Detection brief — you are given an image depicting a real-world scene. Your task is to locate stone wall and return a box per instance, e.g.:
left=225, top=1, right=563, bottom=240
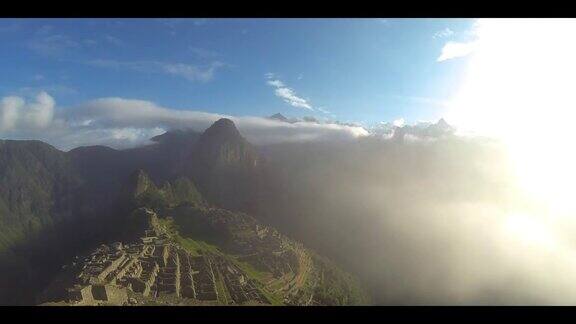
left=91, top=284, right=127, bottom=305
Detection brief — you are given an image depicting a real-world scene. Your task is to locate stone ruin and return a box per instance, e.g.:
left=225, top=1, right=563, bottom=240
left=57, top=208, right=280, bottom=306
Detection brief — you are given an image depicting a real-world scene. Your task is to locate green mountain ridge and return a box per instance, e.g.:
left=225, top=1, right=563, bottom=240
left=38, top=170, right=370, bottom=306
left=0, top=119, right=371, bottom=305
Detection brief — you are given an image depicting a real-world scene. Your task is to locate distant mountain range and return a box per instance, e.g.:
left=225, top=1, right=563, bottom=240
left=267, top=113, right=319, bottom=124
left=368, top=118, right=456, bottom=141
left=267, top=113, right=455, bottom=141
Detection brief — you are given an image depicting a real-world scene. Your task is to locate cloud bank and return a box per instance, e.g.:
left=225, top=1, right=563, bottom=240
left=0, top=91, right=54, bottom=132
left=0, top=92, right=369, bottom=150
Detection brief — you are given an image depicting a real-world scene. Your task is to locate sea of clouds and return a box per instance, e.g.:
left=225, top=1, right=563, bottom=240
left=0, top=92, right=370, bottom=150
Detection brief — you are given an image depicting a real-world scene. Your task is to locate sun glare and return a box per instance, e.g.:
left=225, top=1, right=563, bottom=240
left=446, top=19, right=576, bottom=213
left=503, top=212, right=557, bottom=250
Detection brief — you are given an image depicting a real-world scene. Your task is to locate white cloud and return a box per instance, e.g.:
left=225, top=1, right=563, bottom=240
left=266, top=79, right=285, bottom=87
left=69, top=97, right=367, bottom=145
left=274, top=88, right=313, bottom=110
left=0, top=97, right=21, bottom=131
left=0, top=93, right=369, bottom=150
left=393, top=118, right=405, bottom=127
left=317, top=107, right=331, bottom=115
left=0, top=92, right=54, bottom=132
left=87, top=59, right=225, bottom=82
left=433, top=27, right=455, bottom=39
left=68, top=97, right=224, bottom=130
left=437, top=41, right=478, bottom=62
left=50, top=126, right=167, bottom=150
left=27, top=92, right=55, bottom=129
left=111, top=127, right=164, bottom=142
left=266, top=74, right=314, bottom=110
left=437, top=22, right=481, bottom=62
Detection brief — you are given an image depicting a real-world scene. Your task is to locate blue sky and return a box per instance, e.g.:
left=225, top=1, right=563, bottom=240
left=0, top=18, right=476, bottom=128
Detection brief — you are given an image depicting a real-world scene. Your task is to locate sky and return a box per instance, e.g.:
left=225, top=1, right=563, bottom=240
left=0, top=18, right=476, bottom=132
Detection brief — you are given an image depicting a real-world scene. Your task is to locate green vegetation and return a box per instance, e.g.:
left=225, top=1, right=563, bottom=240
left=232, top=258, right=269, bottom=282
left=129, top=170, right=205, bottom=212
left=0, top=140, right=81, bottom=253
left=259, top=287, right=284, bottom=306
left=0, top=140, right=89, bottom=304
left=157, top=201, right=371, bottom=306
left=308, top=253, right=372, bottom=306
left=0, top=136, right=372, bottom=305
left=158, top=215, right=285, bottom=306
left=213, top=269, right=231, bottom=304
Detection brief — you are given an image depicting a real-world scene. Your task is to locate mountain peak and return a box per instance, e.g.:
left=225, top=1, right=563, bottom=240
left=429, top=118, right=455, bottom=135
left=127, top=169, right=156, bottom=198
left=190, top=118, right=260, bottom=212
left=195, top=118, right=256, bottom=167
left=303, top=116, right=319, bottom=123
left=150, top=128, right=199, bottom=144
left=202, top=118, right=241, bottom=139
left=269, top=113, right=289, bottom=122
left=436, top=118, right=449, bottom=128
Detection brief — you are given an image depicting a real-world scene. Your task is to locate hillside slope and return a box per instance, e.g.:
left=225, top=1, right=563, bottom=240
left=0, top=119, right=371, bottom=305
left=38, top=171, right=370, bottom=306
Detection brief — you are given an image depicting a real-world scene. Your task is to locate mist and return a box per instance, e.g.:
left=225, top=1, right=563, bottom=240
left=257, top=136, right=576, bottom=305
left=0, top=93, right=368, bottom=150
